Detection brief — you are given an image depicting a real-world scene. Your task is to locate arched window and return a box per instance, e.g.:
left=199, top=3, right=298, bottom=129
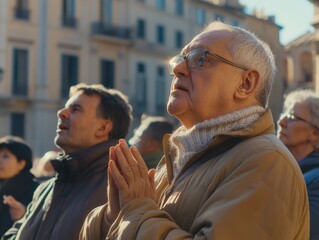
left=300, top=51, right=313, bottom=83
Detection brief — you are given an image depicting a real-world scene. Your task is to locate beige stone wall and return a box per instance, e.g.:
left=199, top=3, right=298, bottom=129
left=0, top=0, right=284, bottom=156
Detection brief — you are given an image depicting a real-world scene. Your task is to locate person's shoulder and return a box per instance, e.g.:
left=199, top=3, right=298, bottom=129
left=304, top=167, right=319, bottom=184
left=231, top=134, right=299, bottom=173
left=238, top=134, right=293, bottom=158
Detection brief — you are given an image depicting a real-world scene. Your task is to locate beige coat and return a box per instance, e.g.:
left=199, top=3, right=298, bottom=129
left=80, top=110, right=309, bottom=240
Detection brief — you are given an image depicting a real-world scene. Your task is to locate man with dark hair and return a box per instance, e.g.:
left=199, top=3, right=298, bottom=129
left=129, top=115, right=174, bottom=169
left=2, top=83, right=133, bottom=240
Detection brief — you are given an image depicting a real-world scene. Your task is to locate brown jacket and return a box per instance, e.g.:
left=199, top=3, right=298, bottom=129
left=80, top=110, right=309, bottom=240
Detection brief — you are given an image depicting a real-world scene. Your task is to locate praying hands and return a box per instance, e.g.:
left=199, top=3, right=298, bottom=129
left=106, top=139, right=156, bottom=224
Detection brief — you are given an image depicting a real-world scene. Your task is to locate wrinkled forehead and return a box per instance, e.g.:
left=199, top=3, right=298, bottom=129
left=182, top=29, right=232, bottom=55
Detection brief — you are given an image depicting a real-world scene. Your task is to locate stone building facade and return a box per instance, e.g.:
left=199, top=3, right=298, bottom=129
left=0, top=0, right=284, bottom=156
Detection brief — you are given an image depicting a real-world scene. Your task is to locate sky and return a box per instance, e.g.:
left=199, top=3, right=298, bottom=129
left=239, top=0, right=314, bottom=45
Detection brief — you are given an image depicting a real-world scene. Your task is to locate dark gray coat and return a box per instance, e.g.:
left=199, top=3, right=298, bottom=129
left=299, top=151, right=319, bottom=240
left=0, top=170, right=38, bottom=237
left=2, top=140, right=116, bottom=240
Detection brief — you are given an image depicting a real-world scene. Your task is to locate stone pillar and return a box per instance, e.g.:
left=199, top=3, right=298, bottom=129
left=0, top=1, right=7, bottom=83
left=31, top=0, right=57, bottom=156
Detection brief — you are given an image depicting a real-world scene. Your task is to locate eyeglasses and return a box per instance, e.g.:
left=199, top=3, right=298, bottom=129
left=285, top=113, right=318, bottom=129
left=169, top=48, right=248, bottom=75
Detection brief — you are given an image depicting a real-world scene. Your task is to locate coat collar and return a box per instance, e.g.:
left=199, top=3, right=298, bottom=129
left=162, top=109, right=275, bottom=183
left=51, top=139, right=118, bottom=181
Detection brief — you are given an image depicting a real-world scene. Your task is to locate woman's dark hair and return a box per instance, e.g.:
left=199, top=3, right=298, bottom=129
left=0, top=136, right=33, bottom=170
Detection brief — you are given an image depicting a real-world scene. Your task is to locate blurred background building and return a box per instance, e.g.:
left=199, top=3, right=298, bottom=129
left=0, top=0, right=285, bottom=156
left=284, top=31, right=314, bottom=92
left=283, top=0, right=318, bottom=94
left=312, top=0, right=319, bottom=93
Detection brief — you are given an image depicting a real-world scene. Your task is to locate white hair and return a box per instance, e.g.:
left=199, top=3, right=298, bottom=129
left=284, top=89, right=319, bottom=130
left=203, top=21, right=276, bottom=108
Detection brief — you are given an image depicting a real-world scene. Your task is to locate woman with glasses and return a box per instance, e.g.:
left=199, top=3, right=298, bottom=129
left=278, top=89, right=319, bottom=240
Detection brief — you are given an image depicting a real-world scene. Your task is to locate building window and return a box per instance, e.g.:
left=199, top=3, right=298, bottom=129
left=300, top=52, right=313, bottom=83
left=100, top=0, right=112, bottom=25
left=215, top=14, right=224, bottom=22
left=11, top=113, right=25, bottom=138
left=156, top=0, right=165, bottom=10
left=137, top=19, right=146, bottom=39
left=15, top=0, right=30, bottom=20
left=61, top=54, right=78, bottom=98
left=196, top=8, right=206, bottom=25
left=62, top=0, right=77, bottom=28
left=136, top=62, right=147, bottom=113
left=175, top=0, right=183, bottom=16
left=100, top=59, right=115, bottom=88
left=12, top=48, right=28, bottom=96
left=156, top=66, right=166, bottom=115
left=156, top=25, right=165, bottom=44
left=175, top=31, right=183, bottom=49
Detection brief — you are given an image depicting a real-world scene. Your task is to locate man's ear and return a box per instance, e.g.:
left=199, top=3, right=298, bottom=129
left=235, top=70, right=260, bottom=100
left=96, top=119, right=113, bottom=138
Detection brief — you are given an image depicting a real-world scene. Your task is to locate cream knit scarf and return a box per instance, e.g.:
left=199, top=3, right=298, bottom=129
left=169, top=106, right=266, bottom=178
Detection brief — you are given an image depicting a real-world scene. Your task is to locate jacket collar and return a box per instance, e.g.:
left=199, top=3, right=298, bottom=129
left=51, top=139, right=118, bottom=181
left=163, top=109, right=275, bottom=183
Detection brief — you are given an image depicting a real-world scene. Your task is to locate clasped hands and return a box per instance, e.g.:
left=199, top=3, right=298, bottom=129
left=107, top=139, right=156, bottom=223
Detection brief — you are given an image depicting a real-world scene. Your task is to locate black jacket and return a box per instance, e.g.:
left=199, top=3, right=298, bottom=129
left=2, top=140, right=117, bottom=240
left=299, top=151, right=319, bottom=240
left=0, top=170, right=38, bottom=237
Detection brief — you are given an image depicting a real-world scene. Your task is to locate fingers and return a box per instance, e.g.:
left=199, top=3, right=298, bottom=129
left=109, top=146, right=116, bottom=162
left=130, top=146, right=149, bottom=178
left=109, top=139, right=157, bottom=207
left=107, top=156, right=120, bottom=224
left=119, top=139, right=140, bottom=176
left=109, top=160, right=128, bottom=189
left=113, top=140, right=140, bottom=185
left=3, top=195, right=26, bottom=221
left=3, top=194, right=9, bottom=204
left=113, top=139, right=151, bottom=185
left=3, top=195, right=21, bottom=208
left=148, top=169, right=156, bottom=200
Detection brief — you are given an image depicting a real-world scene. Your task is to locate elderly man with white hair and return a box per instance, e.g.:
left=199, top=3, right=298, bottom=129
left=80, top=21, right=309, bottom=240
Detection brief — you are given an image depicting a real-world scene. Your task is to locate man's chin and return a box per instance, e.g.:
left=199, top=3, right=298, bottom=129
left=167, top=98, right=187, bottom=117
left=54, top=136, right=65, bottom=149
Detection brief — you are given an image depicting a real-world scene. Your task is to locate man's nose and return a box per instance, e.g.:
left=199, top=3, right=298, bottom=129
left=57, top=108, right=68, bottom=119
left=172, top=60, right=190, bottom=77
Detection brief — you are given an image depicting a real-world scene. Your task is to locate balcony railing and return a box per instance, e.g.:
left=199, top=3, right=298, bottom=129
left=91, top=22, right=131, bottom=40
left=14, top=7, right=30, bottom=20
left=62, top=16, right=77, bottom=28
